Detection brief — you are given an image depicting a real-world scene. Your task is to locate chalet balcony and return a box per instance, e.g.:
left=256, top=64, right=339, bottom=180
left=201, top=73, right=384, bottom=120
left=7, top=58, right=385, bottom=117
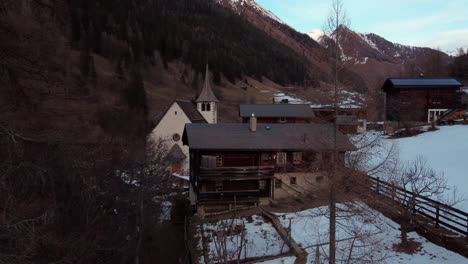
left=198, top=190, right=263, bottom=204
left=274, top=162, right=323, bottom=173
left=199, top=166, right=274, bottom=180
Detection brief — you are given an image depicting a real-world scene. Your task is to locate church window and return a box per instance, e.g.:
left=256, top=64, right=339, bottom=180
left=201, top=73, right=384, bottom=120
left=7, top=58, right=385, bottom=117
left=172, top=133, right=181, bottom=142
left=205, top=103, right=211, bottom=111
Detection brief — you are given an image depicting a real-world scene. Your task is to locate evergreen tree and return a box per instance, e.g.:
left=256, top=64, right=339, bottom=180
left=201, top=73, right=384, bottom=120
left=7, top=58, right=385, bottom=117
left=126, top=70, right=147, bottom=114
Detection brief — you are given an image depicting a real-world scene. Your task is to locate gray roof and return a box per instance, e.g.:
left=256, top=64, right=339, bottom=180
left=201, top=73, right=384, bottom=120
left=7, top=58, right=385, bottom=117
left=176, top=100, right=207, bottom=123
left=239, top=104, right=316, bottom=118
left=196, top=65, right=219, bottom=102
left=383, top=78, right=462, bottom=90
left=182, top=123, right=355, bottom=151
left=166, top=144, right=187, bottom=162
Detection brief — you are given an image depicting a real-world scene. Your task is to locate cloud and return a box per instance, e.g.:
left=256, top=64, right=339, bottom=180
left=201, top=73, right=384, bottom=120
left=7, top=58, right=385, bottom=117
left=419, top=29, right=468, bottom=51
left=370, top=14, right=467, bottom=33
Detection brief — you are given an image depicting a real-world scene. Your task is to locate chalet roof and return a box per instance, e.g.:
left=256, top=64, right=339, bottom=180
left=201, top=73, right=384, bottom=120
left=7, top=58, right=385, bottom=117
left=176, top=100, right=207, bottom=123
left=166, top=144, right=187, bottom=162
left=336, top=115, right=358, bottom=126
left=182, top=123, right=356, bottom=152
left=383, top=78, right=462, bottom=90
left=196, top=65, right=219, bottom=103
left=239, top=104, right=316, bottom=118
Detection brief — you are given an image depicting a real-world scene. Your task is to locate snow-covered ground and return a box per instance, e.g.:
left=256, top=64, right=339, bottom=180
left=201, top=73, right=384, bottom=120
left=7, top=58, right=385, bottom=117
left=363, top=125, right=468, bottom=211
left=198, top=215, right=290, bottom=263
left=276, top=203, right=468, bottom=264
left=274, top=90, right=364, bottom=109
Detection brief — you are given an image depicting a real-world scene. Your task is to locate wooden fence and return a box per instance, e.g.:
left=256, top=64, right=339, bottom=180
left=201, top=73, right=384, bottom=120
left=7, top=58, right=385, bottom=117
left=369, top=176, right=468, bottom=238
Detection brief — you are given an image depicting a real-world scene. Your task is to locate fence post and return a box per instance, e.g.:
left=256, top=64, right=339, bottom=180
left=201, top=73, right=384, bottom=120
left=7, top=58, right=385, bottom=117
left=376, top=177, right=380, bottom=195
left=435, top=207, right=440, bottom=228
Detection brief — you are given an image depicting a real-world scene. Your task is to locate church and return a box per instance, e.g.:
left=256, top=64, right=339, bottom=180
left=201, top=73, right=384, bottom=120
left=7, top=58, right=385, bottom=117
left=148, top=66, right=219, bottom=174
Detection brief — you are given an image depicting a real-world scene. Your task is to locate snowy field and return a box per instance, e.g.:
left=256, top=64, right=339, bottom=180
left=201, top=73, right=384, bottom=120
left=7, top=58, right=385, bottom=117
left=363, top=125, right=468, bottom=211
left=197, top=215, right=290, bottom=263
left=276, top=203, right=468, bottom=264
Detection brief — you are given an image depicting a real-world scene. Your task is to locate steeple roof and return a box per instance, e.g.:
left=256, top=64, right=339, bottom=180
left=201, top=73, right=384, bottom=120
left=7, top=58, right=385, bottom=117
left=196, top=65, right=219, bottom=102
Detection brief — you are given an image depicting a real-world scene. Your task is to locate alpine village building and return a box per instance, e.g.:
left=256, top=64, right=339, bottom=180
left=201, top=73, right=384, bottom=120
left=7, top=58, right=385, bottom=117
left=182, top=116, right=356, bottom=216
left=239, top=104, right=316, bottom=123
left=382, top=78, right=464, bottom=123
left=149, top=65, right=219, bottom=174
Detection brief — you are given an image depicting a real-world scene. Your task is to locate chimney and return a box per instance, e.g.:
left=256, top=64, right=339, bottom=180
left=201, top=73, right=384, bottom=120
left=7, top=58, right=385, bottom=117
left=249, top=113, right=257, bottom=132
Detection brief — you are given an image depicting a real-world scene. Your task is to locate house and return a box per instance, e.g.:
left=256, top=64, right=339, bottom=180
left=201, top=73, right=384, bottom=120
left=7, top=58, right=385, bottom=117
left=382, top=78, right=463, bottom=123
left=148, top=66, right=219, bottom=174
left=336, top=115, right=358, bottom=134
left=239, top=104, right=316, bottom=123
left=182, top=116, right=355, bottom=216
left=310, top=106, right=367, bottom=134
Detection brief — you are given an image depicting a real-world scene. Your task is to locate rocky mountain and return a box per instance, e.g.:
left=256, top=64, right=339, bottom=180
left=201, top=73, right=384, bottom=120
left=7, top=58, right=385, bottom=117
left=317, top=26, right=452, bottom=89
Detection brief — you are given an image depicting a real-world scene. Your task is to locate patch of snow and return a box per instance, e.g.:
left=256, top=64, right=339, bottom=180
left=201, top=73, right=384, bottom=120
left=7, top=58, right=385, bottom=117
left=253, top=256, right=296, bottom=264
left=249, top=0, right=285, bottom=24
left=276, top=202, right=468, bottom=263
left=200, top=215, right=289, bottom=263
left=173, top=173, right=190, bottom=181
left=359, top=33, right=380, bottom=52
left=219, top=0, right=285, bottom=24
left=365, top=125, right=468, bottom=211
left=359, top=57, right=369, bottom=64
left=273, top=93, right=310, bottom=104
left=307, top=29, right=324, bottom=41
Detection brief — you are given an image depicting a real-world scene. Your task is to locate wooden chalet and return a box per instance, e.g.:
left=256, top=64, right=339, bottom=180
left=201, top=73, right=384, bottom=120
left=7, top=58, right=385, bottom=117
left=182, top=116, right=355, bottom=215
left=239, top=104, right=316, bottom=123
left=382, top=78, right=463, bottom=123
left=310, top=106, right=367, bottom=134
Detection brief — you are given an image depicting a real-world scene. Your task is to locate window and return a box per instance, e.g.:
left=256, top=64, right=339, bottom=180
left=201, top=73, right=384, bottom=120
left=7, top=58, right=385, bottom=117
left=172, top=133, right=181, bottom=142
left=215, top=181, right=223, bottom=192
left=277, top=152, right=287, bottom=165
left=290, top=177, right=297, bottom=185
left=261, top=153, right=270, bottom=162
left=293, top=152, right=302, bottom=164
left=279, top=117, right=287, bottom=122
left=216, top=155, right=223, bottom=167
left=259, top=180, right=266, bottom=190
left=275, top=179, right=282, bottom=188
left=174, top=111, right=177, bottom=115
left=201, top=103, right=211, bottom=112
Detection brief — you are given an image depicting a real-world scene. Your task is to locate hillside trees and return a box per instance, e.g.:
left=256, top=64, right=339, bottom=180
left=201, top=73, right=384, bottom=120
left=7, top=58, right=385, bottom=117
left=65, top=0, right=315, bottom=86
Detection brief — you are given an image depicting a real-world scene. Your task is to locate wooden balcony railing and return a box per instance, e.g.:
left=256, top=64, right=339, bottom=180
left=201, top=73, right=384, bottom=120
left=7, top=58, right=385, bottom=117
left=198, top=190, right=263, bottom=204
left=199, top=166, right=274, bottom=180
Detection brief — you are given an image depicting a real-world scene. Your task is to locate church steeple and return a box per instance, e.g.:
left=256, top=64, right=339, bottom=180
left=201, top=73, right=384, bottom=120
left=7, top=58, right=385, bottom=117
left=196, top=65, right=219, bottom=123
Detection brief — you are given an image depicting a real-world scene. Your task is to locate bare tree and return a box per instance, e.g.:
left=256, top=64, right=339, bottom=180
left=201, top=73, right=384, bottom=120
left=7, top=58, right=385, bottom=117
left=208, top=214, right=248, bottom=264
left=323, top=1, right=350, bottom=263
left=387, top=156, right=453, bottom=246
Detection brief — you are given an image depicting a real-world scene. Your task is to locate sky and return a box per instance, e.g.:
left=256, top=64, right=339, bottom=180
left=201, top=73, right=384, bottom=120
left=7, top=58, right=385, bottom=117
left=256, top=0, right=468, bottom=53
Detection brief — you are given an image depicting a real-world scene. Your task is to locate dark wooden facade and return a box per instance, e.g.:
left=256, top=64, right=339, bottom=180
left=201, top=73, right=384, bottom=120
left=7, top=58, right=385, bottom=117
left=382, top=79, right=463, bottom=122
left=189, top=149, right=343, bottom=211
left=385, top=87, right=460, bottom=122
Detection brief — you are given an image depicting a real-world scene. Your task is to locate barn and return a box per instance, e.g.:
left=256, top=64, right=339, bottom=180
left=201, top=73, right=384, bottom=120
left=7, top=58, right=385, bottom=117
left=382, top=78, right=463, bottom=123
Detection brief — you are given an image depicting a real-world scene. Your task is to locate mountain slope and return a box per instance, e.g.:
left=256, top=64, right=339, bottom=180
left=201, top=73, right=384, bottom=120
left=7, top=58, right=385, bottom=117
left=318, top=26, right=451, bottom=89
